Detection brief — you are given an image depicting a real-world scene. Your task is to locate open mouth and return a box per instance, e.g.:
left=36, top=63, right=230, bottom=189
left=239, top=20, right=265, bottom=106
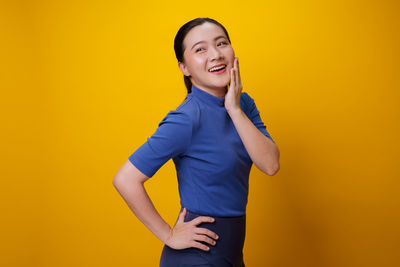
left=208, top=64, right=227, bottom=74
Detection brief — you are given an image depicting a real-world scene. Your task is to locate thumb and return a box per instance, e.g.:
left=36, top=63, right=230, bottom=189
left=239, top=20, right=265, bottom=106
left=178, top=207, right=187, bottom=223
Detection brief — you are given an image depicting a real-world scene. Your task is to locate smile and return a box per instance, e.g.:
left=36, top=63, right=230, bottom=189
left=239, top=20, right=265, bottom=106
left=208, top=64, right=227, bottom=74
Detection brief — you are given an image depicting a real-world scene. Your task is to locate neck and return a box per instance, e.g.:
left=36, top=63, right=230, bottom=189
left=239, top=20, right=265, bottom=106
left=192, top=81, right=228, bottom=98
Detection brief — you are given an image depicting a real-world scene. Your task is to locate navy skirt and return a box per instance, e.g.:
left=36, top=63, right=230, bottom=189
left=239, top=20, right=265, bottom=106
left=159, top=207, right=246, bottom=267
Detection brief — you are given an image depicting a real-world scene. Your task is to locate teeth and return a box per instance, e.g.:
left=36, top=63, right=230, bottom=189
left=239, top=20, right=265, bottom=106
left=209, top=65, right=226, bottom=72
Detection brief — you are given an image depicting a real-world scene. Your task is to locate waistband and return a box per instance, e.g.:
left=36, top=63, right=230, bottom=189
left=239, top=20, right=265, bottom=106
left=180, top=206, right=246, bottom=221
left=178, top=206, right=246, bottom=265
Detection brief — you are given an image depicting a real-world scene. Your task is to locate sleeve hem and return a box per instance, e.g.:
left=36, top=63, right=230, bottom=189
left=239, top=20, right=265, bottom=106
left=128, top=156, right=154, bottom=178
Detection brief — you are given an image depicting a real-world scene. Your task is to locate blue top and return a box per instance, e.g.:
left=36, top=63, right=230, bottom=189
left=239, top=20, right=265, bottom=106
left=128, top=84, right=274, bottom=217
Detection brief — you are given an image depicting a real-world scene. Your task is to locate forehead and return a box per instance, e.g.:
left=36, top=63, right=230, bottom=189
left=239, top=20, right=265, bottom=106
left=183, top=22, right=227, bottom=47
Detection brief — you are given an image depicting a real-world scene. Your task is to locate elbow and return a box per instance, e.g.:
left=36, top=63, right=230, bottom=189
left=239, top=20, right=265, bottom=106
left=257, top=152, right=280, bottom=176
left=266, top=162, right=280, bottom=176
left=112, top=173, right=144, bottom=190
left=112, top=175, right=122, bottom=188
left=112, top=174, right=130, bottom=189
left=267, top=146, right=280, bottom=176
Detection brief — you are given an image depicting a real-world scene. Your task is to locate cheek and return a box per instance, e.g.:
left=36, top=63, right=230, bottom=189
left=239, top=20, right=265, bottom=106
left=223, top=50, right=235, bottom=67
left=225, top=47, right=235, bottom=58
left=193, top=56, right=206, bottom=67
left=186, top=57, right=206, bottom=74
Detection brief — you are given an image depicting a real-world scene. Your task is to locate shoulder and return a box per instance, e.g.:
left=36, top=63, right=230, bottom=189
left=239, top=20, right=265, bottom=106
left=167, top=95, right=201, bottom=130
left=155, top=95, right=202, bottom=135
left=240, top=91, right=255, bottom=105
left=240, top=91, right=255, bottom=114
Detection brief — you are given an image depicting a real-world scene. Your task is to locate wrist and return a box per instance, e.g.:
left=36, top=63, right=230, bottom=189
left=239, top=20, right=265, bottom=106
left=161, top=225, right=173, bottom=245
left=227, top=107, right=243, bottom=117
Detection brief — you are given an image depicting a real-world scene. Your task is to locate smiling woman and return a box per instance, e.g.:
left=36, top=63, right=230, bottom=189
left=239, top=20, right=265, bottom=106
left=113, top=17, right=279, bottom=267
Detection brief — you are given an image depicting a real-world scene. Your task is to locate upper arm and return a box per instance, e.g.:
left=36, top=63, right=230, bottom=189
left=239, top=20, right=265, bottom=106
left=113, top=159, right=150, bottom=186
left=241, top=92, right=275, bottom=144
left=126, top=109, right=193, bottom=178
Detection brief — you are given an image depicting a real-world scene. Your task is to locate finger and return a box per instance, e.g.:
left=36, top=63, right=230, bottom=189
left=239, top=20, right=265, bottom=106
left=230, top=68, right=235, bottom=89
left=229, top=67, right=234, bottom=88
left=191, top=240, right=210, bottom=251
left=234, top=57, right=239, bottom=87
left=236, top=57, right=241, bottom=86
left=178, top=207, right=186, bottom=223
left=190, top=216, right=215, bottom=226
left=193, top=234, right=217, bottom=246
left=194, top=227, right=219, bottom=240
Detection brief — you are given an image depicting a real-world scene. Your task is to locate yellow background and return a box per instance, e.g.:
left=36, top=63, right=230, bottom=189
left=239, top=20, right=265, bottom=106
left=1, top=0, right=399, bottom=266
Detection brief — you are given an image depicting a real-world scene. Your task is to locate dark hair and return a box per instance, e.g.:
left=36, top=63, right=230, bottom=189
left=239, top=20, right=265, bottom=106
left=174, top=17, right=232, bottom=94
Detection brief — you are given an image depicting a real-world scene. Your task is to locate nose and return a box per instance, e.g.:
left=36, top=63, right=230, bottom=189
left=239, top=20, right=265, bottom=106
left=209, top=46, right=223, bottom=60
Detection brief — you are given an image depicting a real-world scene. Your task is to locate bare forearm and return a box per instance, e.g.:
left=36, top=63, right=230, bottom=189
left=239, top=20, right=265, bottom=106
left=228, top=109, right=280, bottom=175
left=113, top=177, right=172, bottom=244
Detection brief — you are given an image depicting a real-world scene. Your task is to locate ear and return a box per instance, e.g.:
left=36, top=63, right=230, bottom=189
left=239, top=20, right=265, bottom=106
left=178, top=62, right=191, bottom=77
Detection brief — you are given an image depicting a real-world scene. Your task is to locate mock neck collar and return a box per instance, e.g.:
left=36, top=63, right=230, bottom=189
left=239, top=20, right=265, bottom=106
left=189, top=84, right=225, bottom=107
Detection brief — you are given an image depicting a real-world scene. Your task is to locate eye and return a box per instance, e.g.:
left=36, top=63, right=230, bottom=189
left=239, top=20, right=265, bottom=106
left=195, top=47, right=205, bottom=52
left=218, top=41, right=228, bottom=46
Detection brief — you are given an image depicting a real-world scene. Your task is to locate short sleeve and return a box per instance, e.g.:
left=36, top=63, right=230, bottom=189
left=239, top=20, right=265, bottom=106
left=242, top=92, right=275, bottom=144
left=128, top=110, right=193, bottom=178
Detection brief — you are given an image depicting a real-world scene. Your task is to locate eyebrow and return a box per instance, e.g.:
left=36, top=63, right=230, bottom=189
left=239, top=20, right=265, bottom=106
left=191, top=35, right=227, bottom=50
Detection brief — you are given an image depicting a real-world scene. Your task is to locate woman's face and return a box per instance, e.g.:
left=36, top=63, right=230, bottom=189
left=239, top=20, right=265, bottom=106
left=179, top=22, right=235, bottom=93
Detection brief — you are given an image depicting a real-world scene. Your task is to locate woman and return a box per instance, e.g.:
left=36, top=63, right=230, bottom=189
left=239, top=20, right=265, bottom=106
left=113, top=17, right=280, bottom=267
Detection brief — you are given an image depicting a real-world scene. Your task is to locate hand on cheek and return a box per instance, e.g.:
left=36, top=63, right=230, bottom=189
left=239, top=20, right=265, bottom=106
left=225, top=57, right=242, bottom=114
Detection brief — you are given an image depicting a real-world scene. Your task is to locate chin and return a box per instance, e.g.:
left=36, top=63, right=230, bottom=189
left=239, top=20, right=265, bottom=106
left=210, top=83, right=228, bottom=90
left=212, top=78, right=230, bottom=88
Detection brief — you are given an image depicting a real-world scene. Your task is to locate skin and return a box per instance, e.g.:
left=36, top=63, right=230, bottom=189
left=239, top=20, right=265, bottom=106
left=113, top=22, right=280, bottom=253
left=178, top=22, right=235, bottom=100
